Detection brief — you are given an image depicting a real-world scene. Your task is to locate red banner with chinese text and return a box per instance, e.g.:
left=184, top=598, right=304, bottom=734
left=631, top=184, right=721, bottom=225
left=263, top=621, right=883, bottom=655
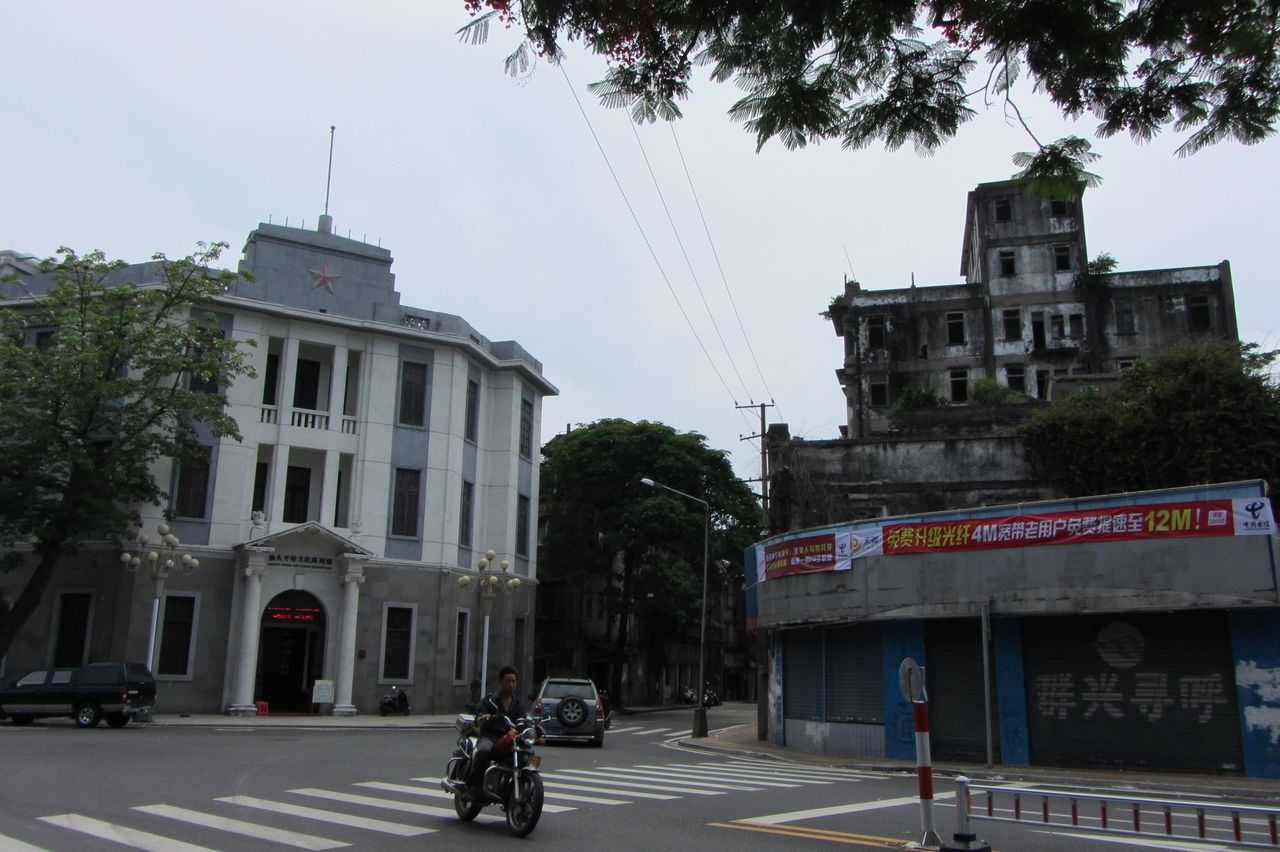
left=883, top=498, right=1273, bottom=555
left=763, top=534, right=836, bottom=579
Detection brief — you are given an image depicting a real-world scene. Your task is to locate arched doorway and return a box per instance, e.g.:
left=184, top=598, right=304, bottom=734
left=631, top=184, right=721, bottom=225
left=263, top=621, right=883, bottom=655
left=257, top=590, right=326, bottom=713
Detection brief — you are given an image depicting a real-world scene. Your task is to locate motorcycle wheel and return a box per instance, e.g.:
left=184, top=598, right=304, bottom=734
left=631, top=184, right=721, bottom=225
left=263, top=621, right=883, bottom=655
left=454, top=788, right=483, bottom=821
left=505, top=772, right=543, bottom=837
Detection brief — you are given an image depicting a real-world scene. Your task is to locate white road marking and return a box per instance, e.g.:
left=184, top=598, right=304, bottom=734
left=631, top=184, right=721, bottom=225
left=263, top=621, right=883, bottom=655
left=543, top=770, right=723, bottom=796
left=134, top=804, right=347, bottom=849
left=742, top=791, right=956, bottom=824
left=632, top=727, right=674, bottom=736
left=597, top=766, right=764, bottom=791
left=38, top=814, right=219, bottom=851
left=632, top=764, right=801, bottom=787
left=288, top=787, right=519, bottom=818
left=664, top=730, right=694, bottom=738
left=606, top=726, right=643, bottom=733
left=214, top=796, right=432, bottom=835
left=538, top=779, right=676, bottom=800
left=366, top=781, right=628, bottom=807
left=673, top=762, right=840, bottom=784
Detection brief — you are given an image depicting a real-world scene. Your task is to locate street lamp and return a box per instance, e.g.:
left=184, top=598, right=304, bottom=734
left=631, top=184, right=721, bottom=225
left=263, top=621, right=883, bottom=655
left=458, top=548, right=521, bottom=700
left=119, top=521, right=199, bottom=673
left=640, top=476, right=710, bottom=738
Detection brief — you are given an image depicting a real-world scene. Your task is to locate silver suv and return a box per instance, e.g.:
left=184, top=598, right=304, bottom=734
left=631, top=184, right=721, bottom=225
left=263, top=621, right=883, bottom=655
left=532, top=677, right=604, bottom=747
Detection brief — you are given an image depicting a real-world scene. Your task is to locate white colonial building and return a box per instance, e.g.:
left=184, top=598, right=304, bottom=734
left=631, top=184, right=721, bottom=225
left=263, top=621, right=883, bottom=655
left=0, top=215, right=555, bottom=716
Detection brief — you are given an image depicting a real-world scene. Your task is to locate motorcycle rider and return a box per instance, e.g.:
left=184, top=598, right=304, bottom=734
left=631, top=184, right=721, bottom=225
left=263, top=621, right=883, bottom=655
left=466, top=665, right=527, bottom=793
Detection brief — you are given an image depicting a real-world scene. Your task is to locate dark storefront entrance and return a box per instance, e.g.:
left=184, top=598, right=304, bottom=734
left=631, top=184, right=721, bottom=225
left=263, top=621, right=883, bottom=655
left=257, top=590, right=326, bottom=713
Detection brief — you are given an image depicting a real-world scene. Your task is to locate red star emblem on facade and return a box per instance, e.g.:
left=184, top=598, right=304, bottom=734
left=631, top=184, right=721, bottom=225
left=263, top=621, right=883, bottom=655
left=308, top=261, right=340, bottom=294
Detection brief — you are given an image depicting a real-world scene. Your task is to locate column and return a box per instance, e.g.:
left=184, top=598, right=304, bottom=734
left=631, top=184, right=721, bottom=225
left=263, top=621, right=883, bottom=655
left=277, top=336, right=301, bottom=421
left=319, top=450, right=340, bottom=530
left=228, top=555, right=268, bottom=716
left=333, top=560, right=365, bottom=716
left=329, top=345, right=349, bottom=419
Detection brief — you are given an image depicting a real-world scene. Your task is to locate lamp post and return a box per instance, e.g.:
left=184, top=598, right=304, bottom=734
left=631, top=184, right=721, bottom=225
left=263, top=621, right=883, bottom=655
left=458, top=548, right=521, bottom=700
left=119, top=521, right=199, bottom=673
left=640, top=476, right=710, bottom=738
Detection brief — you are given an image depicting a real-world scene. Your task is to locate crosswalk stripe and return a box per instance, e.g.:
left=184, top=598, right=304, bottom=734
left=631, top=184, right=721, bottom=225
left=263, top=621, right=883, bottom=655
left=596, top=767, right=764, bottom=791
left=664, top=730, right=694, bottom=738
left=606, top=726, right=643, bottom=733
left=38, top=814, right=219, bottom=851
left=0, top=833, right=48, bottom=851
left=720, top=758, right=872, bottom=778
left=632, top=765, right=800, bottom=787
left=664, top=763, right=835, bottom=784
left=539, top=779, right=676, bottom=800
left=546, top=769, right=723, bottom=796
left=708, top=761, right=868, bottom=781
left=288, top=788, right=514, bottom=819
left=215, top=796, right=432, bottom=836
left=134, top=804, right=347, bottom=850
left=631, top=727, right=673, bottom=735
left=370, top=780, right=626, bottom=806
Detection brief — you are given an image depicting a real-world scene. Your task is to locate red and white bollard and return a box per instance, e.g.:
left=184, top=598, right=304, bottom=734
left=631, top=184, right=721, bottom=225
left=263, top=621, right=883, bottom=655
left=914, top=699, right=944, bottom=848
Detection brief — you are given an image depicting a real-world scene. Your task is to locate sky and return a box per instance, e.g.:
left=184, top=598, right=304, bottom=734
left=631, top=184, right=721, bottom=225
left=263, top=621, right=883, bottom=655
left=4, top=2, right=1279, bottom=487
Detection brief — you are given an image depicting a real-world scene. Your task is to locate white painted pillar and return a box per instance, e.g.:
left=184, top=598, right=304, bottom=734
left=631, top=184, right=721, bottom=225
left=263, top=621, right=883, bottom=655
left=319, top=450, right=340, bottom=529
left=228, top=556, right=268, bottom=716
left=278, top=336, right=301, bottom=418
left=267, top=443, right=288, bottom=526
left=333, top=560, right=365, bottom=717
left=329, top=345, right=349, bottom=419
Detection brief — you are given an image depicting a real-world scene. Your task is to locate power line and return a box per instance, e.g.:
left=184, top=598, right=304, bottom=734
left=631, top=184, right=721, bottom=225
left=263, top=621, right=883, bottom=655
left=555, top=62, right=739, bottom=405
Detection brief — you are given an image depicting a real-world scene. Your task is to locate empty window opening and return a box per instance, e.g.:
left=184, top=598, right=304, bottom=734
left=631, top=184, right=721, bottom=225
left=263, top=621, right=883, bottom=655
left=869, top=378, right=888, bottom=407
left=867, top=316, right=887, bottom=349
left=999, top=250, right=1016, bottom=276
left=995, top=198, right=1012, bottom=222
left=946, top=312, right=966, bottom=346
left=1002, top=309, right=1021, bottom=340
left=1050, top=198, right=1071, bottom=217
left=1115, top=303, right=1135, bottom=335
left=1051, top=315, right=1066, bottom=339
left=1069, top=313, right=1084, bottom=338
left=1053, top=245, right=1072, bottom=272
left=949, top=369, right=969, bottom=402
left=1188, top=295, right=1212, bottom=331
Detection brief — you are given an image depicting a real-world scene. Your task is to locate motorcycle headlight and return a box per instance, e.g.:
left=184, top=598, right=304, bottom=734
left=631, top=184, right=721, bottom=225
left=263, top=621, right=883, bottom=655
left=519, top=726, right=539, bottom=745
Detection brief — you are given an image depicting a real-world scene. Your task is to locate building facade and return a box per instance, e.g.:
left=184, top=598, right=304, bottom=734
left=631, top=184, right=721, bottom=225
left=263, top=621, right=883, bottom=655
left=0, top=216, right=555, bottom=716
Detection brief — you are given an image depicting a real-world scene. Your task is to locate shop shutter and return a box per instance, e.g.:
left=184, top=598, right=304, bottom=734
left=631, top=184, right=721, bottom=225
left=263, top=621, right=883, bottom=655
left=925, top=619, right=998, bottom=762
left=1022, top=612, right=1243, bottom=773
left=784, top=629, right=823, bottom=721
left=825, top=623, right=884, bottom=723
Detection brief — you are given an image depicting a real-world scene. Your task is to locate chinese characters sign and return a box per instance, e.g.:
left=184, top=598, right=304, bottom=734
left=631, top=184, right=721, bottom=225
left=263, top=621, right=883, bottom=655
left=760, top=530, right=886, bottom=580
left=883, top=498, right=1272, bottom=556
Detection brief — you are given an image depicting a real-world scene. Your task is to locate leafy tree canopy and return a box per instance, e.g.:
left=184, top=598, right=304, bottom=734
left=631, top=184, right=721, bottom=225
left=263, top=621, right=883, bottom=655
left=0, top=244, right=254, bottom=658
left=461, top=0, right=1280, bottom=189
left=1020, top=342, right=1280, bottom=496
left=540, top=418, right=759, bottom=692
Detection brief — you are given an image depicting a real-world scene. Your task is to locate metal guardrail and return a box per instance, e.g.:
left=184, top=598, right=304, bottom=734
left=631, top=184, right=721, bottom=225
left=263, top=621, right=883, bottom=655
left=957, top=777, right=1280, bottom=848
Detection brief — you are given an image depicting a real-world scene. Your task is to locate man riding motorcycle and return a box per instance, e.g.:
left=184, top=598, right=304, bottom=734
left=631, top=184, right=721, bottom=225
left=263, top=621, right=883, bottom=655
left=466, top=665, right=527, bottom=793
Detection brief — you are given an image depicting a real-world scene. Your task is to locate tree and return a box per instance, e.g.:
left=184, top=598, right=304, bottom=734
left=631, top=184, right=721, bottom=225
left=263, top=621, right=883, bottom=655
left=0, top=244, right=254, bottom=659
left=1019, top=342, right=1280, bottom=497
left=460, top=0, right=1280, bottom=189
left=539, top=418, right=759, bottom=702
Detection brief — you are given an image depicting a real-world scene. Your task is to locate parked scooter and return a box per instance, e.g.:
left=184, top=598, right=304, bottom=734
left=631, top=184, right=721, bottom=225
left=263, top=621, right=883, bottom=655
left=441, top=713, right=545, bottom=837
left=379, top=684, right=410, bottom=716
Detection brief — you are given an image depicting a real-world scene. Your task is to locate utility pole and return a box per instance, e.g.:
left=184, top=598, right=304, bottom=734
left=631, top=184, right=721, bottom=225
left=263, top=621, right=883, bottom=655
left=737, top=402, right=774, bottom=530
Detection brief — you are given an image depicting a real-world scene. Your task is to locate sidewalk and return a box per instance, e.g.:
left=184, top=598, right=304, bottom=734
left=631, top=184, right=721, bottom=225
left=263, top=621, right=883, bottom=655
left=144, top=708, right=1280, bottom=803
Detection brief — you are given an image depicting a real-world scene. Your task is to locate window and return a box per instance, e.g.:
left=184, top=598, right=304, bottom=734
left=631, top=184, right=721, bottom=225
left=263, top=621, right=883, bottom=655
left=516, top=495, right=531, bottom=557
left=949, top=369, right=969, bottom=402
left=1002, top=309, right=1021, bottom=340
left=1050, top=198, right=1071, bottom=216
left=946, top=312, right=966, bottom=346
left=1053, top=245, right=1072, bottom=272
left=869, top=377, right=888, bottom=407
left=34, top=329, right=56, bottom=350
left=464, top=380, right=480, bottom=442
left=392, top=468, right=421, bottom=537
left=1115, top=302, right=1135, bottom=334
left=1069, top=313, right=1084, bottom=338
left=52, top=592, right=91, bottom=668
left=1051, top=315, right=1065, bottom=339
left=399, top=362, right=428, bottom=427
left=1031, top=312, right=1047, bottom=349
left=867, top=316, right=887, bottom=349
left=174, top=449, right=210, bottom=519
left=1188, top=294, right=1212, bottom=331
left=293, top=358, right=321, bottom=410
left=994, top=197, right=1012, bottom=221
left=519, top=398, right=533, bottom=458
left=156, top=594, right=197, bottom=677
left=283, top=465, right=311, bottom=523
left=459, top=480, right=474, bottom=548
left=261, top=352, right=280, bottom=405
left=1036, top=369, right=1050, bottom=398
left=999, top=249, right=1016, bottom=276
left=1117, top=358, right=1137, bottom=371
left=252, top=461, right=269, bottom=514
left=1006, top=364, right=1026, bottom=393
left=453, top=609, right=470, bottom=682
left=381, top=604, right=415, bottom=681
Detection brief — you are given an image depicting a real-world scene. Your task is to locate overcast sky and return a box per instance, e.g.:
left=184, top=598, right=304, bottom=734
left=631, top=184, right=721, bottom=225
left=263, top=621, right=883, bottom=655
left=5, top=2, right=1279, bottom=486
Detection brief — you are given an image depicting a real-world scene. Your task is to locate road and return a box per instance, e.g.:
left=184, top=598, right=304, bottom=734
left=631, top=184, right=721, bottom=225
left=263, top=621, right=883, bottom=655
left=0, top=704, right=1269, bottom=850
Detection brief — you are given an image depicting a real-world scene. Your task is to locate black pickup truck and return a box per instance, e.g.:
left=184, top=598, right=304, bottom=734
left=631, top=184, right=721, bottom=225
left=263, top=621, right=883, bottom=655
left=0, top=662, right=156, bottom=727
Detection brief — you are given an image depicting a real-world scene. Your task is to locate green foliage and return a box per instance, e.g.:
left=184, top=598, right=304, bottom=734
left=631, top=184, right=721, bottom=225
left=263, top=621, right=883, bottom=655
left=1020, top=342, right=1280, bottom=496
left=540, top=418, right=760, bottom=636
left=891, top=384, right=946, bottom=409
left=971, top=378, right=1028, bottom=406
left=0, top=243, right=254, bottom=655
left=1088, top=252, right=1119, bottom=275
left=460, top=1, right=1280, bottom=179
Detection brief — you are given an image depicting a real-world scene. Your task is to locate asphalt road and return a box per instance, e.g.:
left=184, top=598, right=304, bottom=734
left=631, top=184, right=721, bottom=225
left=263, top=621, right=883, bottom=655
left=0, top=705, right=1272, bottom=851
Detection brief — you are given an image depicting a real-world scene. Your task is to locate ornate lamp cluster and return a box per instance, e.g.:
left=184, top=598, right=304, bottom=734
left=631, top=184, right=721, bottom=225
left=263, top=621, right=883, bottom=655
left=458, top=548, right=521, bottom=699
left=119, top=522, right=200, bottom=673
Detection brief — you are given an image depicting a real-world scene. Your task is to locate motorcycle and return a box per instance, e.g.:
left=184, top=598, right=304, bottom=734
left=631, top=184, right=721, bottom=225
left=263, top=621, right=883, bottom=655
left=703, top=684, right=722, bottom=707
left=379, top=684, right=410, bottom=716
left=598, top=687, right=614, bottom=730
left=441, top=713, right=545, bottom=837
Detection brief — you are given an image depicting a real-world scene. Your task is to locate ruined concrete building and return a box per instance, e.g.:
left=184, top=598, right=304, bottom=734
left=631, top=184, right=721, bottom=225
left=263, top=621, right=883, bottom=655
left=767, top=179, right=1240, bottom=531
